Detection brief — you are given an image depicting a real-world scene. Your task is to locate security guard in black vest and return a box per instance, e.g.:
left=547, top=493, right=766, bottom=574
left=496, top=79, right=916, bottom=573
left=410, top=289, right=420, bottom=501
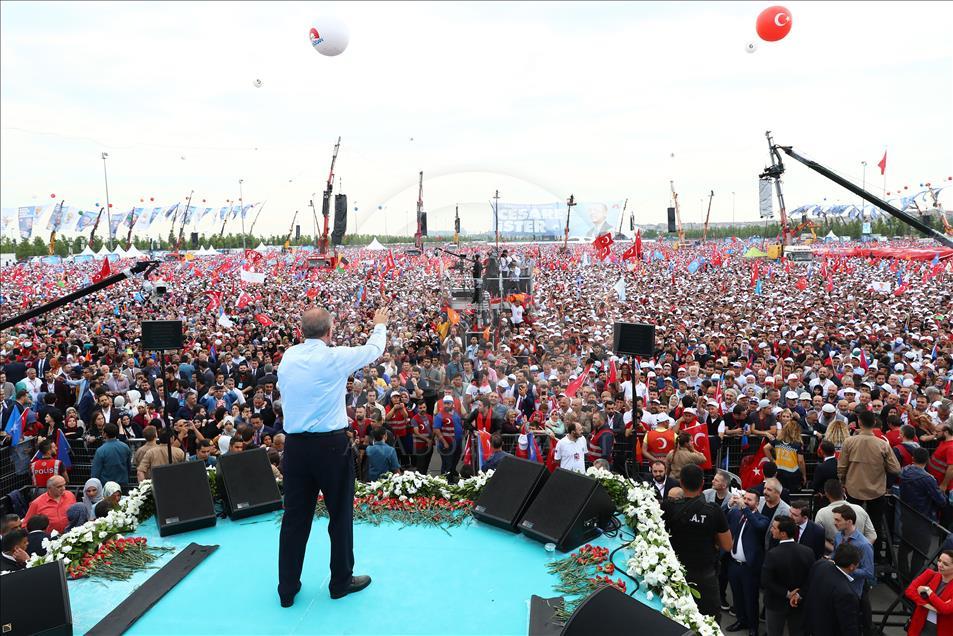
left=661, top=464, right=733, bottom=624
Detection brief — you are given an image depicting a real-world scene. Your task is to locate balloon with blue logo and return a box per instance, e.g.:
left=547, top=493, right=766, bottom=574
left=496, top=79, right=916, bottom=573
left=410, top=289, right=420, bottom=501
left=309, top=17, right=349, bottom=56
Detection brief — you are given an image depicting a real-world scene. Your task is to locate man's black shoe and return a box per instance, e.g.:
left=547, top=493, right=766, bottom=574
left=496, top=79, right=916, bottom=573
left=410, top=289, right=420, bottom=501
left=279, top=581, right=302, bottom=608
left=330, top=575, right=371, bottom=600
left=725, top=621, right=748, bottom=632
left=720, top=602, right=731, bottom=612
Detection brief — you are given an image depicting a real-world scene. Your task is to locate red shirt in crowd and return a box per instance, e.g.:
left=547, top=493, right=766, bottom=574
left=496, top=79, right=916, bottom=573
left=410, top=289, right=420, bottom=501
left=23, top=490, right=77, bottom=534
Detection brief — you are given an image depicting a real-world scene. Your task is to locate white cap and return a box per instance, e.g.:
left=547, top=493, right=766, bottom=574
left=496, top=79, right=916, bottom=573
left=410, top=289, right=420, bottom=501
left=822, top=404, right=836, bottom=413
left=799, top=392, right=811, bottom=400
left=785, top=391, right=798, bottom=400
left=758, top=399, right=771, bottom=408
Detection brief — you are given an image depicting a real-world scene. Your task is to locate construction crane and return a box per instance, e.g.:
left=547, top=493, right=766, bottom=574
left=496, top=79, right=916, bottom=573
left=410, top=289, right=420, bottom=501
left=562, top=194, right=576, bottom=252
left=701, top=190, right=715, bottom=242
left=765, top=133, right=953, bottom=249
left=453, top=204, right=460, bottom=246
left=318, top=137, right=341, bottom=255
left=615, top=198, right=629, bottom=239
left=790, top=219, right=818, bottom=243
left=414, top=171, right=424, bottom=250
left=670, top=180, right=685, bottom=246
left=284, top=211, right=298, bottom=250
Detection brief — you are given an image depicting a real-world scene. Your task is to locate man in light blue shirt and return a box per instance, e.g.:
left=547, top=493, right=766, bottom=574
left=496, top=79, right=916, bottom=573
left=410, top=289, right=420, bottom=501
left=832, top=504, right=875, bottom=634
left=277, top=307, right=388, bottom=608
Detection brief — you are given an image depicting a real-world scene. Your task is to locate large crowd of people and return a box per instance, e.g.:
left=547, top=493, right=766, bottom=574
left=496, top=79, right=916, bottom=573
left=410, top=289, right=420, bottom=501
left=1, top=238, right=952, bottom=634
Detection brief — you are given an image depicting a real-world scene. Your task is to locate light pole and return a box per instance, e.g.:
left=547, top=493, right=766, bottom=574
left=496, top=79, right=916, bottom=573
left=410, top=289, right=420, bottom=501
left=731, top=191, right=736, bottom=226
left=861, top=161, right=867, bottom=228
left=239, top=179, right=246, bottom=250
left=102, top=152, right=112, bottom=248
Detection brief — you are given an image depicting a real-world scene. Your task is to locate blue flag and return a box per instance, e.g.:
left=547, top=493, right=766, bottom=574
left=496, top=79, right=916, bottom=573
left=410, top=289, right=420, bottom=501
left=755, top=279, right=763, bottom=295
left=4, top=404, right=22, bottom=446
left=56, top=429, right=72, bottom=469
left=3, top=402, right=22, bottom=435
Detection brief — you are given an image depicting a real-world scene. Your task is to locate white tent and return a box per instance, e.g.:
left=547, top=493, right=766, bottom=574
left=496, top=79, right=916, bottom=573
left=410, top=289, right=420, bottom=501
left=0, top=252, right=16, bottom=267
left=78, top=245, right=96, bottom=257
left=825, top=230, right=838, bottom=242
left=254, top=242, right=271, bottom=253
left=366, top=238, right=385, bottom=251
left=125, top=244, right=144, bottom=258
left=95, top=245, right=112, bottom=258
left=205, top=245, right=220, bottom=254
left=113, top=245, right=129, bottom=258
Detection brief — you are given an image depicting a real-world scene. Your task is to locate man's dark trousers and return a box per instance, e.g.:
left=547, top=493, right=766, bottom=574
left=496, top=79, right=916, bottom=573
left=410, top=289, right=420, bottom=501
left=727, top=559, right=761, bottom=630
left=279, top=430, right=354, bottom=598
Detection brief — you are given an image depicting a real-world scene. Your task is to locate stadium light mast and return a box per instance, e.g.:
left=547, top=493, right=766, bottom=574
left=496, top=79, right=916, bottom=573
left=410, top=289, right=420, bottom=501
left=101, top=152, right=112, bottom=248
left=239, top=178, right=246, bottom=250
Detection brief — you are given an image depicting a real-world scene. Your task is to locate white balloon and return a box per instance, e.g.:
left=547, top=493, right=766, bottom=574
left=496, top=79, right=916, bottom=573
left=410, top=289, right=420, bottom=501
left=254, top=79, right=263, bottom=88
left=746, top=41, right=758, bottom=54
left=309, top=16, right=349, bottom=56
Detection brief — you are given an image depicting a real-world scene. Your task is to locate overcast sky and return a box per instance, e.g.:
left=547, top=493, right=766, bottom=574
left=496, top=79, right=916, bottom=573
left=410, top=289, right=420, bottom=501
left=1, top=1, right=950, bottom=237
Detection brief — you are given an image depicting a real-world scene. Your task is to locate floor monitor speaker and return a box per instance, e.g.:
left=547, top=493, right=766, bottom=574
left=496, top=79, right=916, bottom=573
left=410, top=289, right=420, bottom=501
left=560, top=585, right=693, bottom=636
left=152, top=460, right=216, bottom=537
left=217, top=447, right=283, bottom=519
left=0, top=560, right=72, bottom=635
left=473, top=455, right=548, bottom=532
left=518, top=469, right=614, bottom=552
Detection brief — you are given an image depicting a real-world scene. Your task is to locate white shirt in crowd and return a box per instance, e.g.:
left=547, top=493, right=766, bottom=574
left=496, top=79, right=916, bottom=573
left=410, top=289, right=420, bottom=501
left=554, top=435, right=588, bottom=473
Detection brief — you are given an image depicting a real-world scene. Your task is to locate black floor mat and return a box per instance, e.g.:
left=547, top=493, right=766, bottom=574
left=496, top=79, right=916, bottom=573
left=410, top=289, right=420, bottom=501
left=86, top=543, right=218, bottom=636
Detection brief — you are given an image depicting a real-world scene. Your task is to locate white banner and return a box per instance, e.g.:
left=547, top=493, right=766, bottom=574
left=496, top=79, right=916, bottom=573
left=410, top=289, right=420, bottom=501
left=759, top=179, right=774, bottom=219
left=868, top=281, right=891, bottom=293
left=239, top=269, right=265, bottom=284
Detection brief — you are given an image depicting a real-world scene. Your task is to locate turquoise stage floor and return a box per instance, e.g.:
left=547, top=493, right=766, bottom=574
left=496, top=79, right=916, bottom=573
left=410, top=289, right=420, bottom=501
left=68, top=512, right=662, bottom=635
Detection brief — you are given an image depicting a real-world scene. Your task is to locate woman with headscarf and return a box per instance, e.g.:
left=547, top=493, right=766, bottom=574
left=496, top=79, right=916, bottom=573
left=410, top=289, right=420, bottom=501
left=65, top=503, right=89, bottom=532
left=81, top=478, right=103, bottom=519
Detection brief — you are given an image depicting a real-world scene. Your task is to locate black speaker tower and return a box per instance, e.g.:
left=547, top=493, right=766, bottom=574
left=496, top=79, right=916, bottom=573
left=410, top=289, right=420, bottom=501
left=667, top=207, right=676, bottom=233
left=141, top=320, right=184, bottom=351
left=612, top=322, right=656, bottom=357
left=332, top=193, right=347, bottom=245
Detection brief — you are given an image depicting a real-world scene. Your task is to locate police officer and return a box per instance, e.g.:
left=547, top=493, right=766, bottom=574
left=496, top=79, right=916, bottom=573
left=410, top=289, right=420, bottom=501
left=661, top=464, right=733, bottom=623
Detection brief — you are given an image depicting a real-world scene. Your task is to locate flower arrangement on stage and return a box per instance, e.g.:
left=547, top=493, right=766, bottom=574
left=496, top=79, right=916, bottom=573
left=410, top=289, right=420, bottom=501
left=63, top=537, right=174, bottom=580
left=585, top=467, right=722, bottom=636
left=546, top=543, right=628, bottom=621
left=315, top=470, right=495, bottom=529
left=27, top=480, right=157, bottom=573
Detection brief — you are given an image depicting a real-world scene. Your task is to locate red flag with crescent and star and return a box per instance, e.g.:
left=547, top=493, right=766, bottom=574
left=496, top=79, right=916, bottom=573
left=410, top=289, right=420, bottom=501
left=565, top=364, right=592, bottom=398
left=681, top=421, right=713, bottom=469
left=877, top=150, right=887, bottom=176
left=740, top=449, right=770, bottom=489
left=592, top=233, right=614, bottom=260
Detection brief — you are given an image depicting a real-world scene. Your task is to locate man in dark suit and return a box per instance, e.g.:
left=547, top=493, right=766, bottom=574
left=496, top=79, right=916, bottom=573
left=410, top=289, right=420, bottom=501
left=811, top=441, right=838, bottom=494
left=726, top=489, right=770, bottom=636
left=803, top=543, right=862, bottom=636
left=790, top=499, right=827, bottom=560
left=647, top=460, right=679, bottom=500
left=762, top=515, right=816, bottom=636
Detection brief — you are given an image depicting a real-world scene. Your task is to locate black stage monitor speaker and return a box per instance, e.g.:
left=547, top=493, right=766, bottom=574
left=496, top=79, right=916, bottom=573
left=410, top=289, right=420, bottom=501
left=667, top=207, right=676, bottom=232
left=332, top=193, right=347, bottom=245
left=612, top=322, right=656, bottom=357
left=518, top=469, right=614, bottom=552
left=141, top=320, right=184, bottom=351
left=473, top=455, right=549, bottom=532
left=152, top=460, right=216, bottom=537
left=0, top=560, right=72, bottom=635
left=217, top=447, right=283, bottom=520
left=561, top=585, right=693, bottom=636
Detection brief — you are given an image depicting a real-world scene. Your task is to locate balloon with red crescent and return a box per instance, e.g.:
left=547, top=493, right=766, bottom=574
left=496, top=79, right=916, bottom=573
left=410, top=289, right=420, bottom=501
left=756, top=5, right=792, bottom=42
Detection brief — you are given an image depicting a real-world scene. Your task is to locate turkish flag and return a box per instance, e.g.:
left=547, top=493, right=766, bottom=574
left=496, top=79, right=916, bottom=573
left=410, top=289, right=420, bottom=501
left=565, top=364, right=592, bottom=398
left=607, top=359, right=618, bottom=385
left=682, top=422, right=712, bottom=469
left=877, top=150, right=887, bottom=176
left=592, top=233, right=614, bottom=260
left=740, top=452, right=770, bottom=489
left=255, top=313, right=274, bottom=326
left=795, top=277, right=808, bottom=291
left=621, top=243, right=640, bottom=261
left=91, top=259, right=111, bottom=284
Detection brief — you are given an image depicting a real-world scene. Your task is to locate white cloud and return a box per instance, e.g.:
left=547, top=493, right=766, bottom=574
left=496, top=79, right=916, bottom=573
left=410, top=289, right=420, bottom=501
left=1, top=1, right=950, bottom=238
